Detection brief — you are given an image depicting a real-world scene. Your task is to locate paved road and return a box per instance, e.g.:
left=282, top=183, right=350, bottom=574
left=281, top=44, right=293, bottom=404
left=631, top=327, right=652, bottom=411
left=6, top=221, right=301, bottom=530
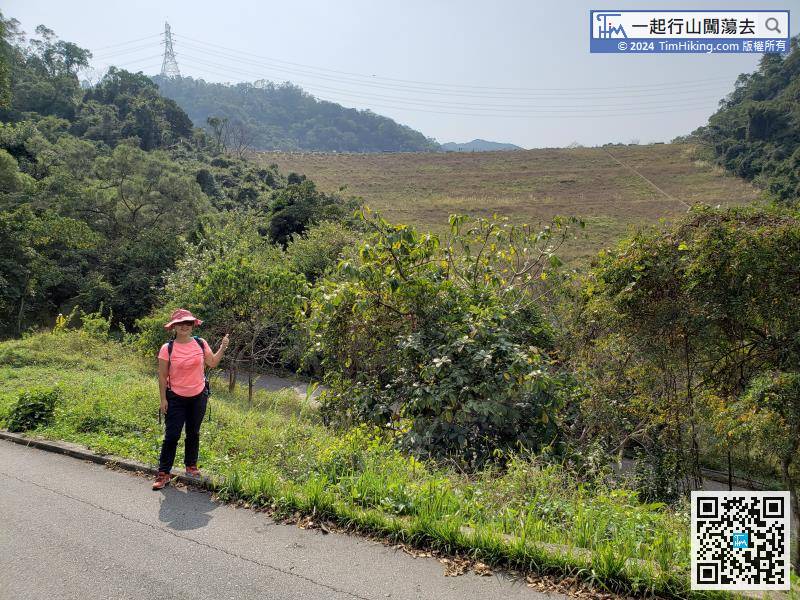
left=215, top=370, right=323, bottom=402
left=0, top=440, right=565, bottom=600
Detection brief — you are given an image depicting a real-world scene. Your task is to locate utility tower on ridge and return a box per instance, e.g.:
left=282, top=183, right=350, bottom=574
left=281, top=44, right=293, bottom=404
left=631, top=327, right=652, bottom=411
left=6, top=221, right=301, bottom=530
left=160, top=22, right=181, bottom=78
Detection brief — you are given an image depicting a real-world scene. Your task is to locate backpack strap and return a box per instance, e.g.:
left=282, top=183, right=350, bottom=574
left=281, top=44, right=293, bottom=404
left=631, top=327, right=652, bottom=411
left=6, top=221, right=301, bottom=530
left=167, top=339, right=174, bottom=391
left=194, top=336, right=212, bottom=423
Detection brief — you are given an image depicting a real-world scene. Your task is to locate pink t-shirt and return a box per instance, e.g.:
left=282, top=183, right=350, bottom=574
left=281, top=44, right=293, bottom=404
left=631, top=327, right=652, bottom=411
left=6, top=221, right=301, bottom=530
left=158, top=338, right=209, bottom=397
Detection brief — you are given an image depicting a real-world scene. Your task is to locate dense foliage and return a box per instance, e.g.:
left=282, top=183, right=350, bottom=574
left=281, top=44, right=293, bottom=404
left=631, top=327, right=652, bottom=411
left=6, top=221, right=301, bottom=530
left=153, top=75, right=440, bottom=153
left=691, top=36, right=800, bottom=204
left=6, top=386, right=61, bottom=432
left=305, top=211, right=581, bottom=466
left=564, top=204, right=800, bottom=565
left=0, top=15, right=359, bottom=336
left=134, top=213, right=316, bottom=390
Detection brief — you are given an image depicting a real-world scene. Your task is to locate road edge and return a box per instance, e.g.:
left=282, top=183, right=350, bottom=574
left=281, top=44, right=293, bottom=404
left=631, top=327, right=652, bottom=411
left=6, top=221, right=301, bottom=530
left=0, top=429, right=213, bottom=489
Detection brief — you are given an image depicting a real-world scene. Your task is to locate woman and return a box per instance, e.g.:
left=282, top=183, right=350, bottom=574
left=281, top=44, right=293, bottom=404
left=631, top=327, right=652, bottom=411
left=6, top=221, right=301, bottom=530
left=153, top=308, right=229, bottom=490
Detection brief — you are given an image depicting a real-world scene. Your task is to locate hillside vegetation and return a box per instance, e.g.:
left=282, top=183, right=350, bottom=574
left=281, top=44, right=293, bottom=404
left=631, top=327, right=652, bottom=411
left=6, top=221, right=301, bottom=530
left=693, top=36, right=800, bottom=204
left=154, top=75, right=440, bottom=153
left=0, top=17, right=357, bottom=336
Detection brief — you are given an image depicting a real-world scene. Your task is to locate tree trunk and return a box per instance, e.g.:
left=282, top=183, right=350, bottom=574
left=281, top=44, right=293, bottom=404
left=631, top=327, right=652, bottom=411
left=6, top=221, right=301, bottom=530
left=228, top=366, right=236, bottom=393
left=727, top=446, right=733, bottom=491
left=685, top=336, right=703, bottom=489
left=780, top=456, right=799, bottom=573
left=792, top=494, right=799, bottom=574
left=16, top=295, right=25, bottom=335
left=228, top=348, right=244, bottom=393
left=248, top=371, right=254, bottom=404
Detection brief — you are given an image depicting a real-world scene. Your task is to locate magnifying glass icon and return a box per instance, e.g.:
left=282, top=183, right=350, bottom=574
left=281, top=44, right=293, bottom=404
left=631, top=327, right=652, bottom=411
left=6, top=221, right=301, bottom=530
left=765, top=17, right=781, bottom=34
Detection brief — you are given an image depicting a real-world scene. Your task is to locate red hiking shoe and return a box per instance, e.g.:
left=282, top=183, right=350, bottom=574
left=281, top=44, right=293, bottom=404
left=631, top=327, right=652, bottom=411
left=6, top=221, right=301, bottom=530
left=152, top=471, right=174, bottom=490
left=185, top=465, right=201, bottom=477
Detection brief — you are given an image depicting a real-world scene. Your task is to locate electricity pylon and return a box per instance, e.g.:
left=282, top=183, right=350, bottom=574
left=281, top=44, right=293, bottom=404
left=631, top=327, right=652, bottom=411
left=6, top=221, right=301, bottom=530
left=160, top=22, right=181, bottom=78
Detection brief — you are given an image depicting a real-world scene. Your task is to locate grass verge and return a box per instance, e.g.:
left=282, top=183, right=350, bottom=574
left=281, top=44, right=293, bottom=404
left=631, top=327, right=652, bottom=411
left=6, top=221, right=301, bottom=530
left=0, top=329, right=783, bottom=600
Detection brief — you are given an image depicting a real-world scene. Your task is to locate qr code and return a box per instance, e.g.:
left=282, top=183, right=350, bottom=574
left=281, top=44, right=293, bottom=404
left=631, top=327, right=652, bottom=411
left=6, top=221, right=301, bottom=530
left=691, top=491, right=790, bottom=590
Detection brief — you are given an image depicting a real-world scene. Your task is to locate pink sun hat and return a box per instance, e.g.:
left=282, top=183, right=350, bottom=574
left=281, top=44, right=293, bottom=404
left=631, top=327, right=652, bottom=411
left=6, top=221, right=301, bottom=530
left=163, top=308, right=203, bottom=330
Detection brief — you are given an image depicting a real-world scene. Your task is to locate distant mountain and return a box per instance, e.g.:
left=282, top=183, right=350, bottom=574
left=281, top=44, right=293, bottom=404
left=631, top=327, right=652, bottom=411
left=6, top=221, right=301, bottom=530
left=153, top=75, right=440, bottom=153
left=441, top=139, right=524, bottom=152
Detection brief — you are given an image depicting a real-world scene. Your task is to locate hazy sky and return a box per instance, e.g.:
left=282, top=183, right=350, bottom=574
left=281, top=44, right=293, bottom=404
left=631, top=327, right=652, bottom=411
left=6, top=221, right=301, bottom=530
left=4, top=0, right=797, bottom=148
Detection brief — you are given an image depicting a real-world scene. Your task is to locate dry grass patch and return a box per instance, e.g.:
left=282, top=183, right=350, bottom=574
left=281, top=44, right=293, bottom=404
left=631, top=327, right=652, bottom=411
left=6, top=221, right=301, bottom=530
left=259, top=144, right=759, bottom=264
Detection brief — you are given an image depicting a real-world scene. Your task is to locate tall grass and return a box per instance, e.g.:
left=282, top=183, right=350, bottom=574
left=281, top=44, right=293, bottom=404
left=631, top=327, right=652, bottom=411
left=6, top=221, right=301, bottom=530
left=0, top=330, right=740, bottom=599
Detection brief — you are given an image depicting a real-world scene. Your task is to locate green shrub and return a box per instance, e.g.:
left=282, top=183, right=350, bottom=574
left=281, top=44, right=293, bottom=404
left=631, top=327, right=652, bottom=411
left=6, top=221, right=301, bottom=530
left=630, top=447, right=682, bottom=503
left=6, top=387, right=62, bottom=432
left=285, top=220, right=359, bottom=282
left=80, top=304, right=112, bottom=341
left=306, top=211, right=577, bottom=467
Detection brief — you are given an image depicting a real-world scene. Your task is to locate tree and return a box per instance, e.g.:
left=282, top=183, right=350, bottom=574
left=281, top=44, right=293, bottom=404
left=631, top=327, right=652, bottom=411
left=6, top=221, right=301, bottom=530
left=735, top=372, right=800, bottom=571
left=225, top=119, right=254, bottom=159
left=0, top=11, right=15, bottom=109
left=83, top=67, right=193, bottom=150
left=305, top=211, right=577, bottom=466
left=7, top=24, right=89, bottom=121
left=0, top=206, right=99, bottom=335
left=153, top=75, right=442, bottom=152
left=572, top=204, right=800, bottom=498
left=150, top=213, right=309, bottom=397
left=695, top=36, right=800, bottom=204
left=206, top=116, right=228, bottom=153
left=267, top=179, right=360, bottom=246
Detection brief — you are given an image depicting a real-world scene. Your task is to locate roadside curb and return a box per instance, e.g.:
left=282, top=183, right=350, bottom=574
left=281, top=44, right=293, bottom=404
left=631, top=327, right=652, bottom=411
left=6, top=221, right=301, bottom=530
left=0, top=430, right=214, bottom=489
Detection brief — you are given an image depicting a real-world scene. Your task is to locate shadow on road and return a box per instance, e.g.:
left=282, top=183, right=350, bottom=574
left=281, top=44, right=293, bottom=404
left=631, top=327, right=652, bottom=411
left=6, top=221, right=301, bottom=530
left=157, top=485, right=217, bottom=531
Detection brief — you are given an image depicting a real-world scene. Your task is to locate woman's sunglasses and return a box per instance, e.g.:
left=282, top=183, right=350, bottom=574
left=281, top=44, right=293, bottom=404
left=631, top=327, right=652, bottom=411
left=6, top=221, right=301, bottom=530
left=175, top=321, right=195, bottom=327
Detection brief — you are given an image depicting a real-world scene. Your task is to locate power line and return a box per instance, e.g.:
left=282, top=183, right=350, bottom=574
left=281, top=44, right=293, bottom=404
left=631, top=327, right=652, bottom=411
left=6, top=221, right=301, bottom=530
left=178, top=58, right=718, bottom=119
left=89, top=34, right=162, bottom=52
left=176, top=54, right=723, bottom=114
left=92, top=43, right=164, bottom=60
left=95, top=54, right=164, bottom=67
left=112, top=62, right=163, bottom=73
left=173, top=32, right=736, bottom=94
left=87, top=32, right=736, bottom=105
left=84, top=30, right=729, bottom=120
left=174, top=38, right=733, bottom=101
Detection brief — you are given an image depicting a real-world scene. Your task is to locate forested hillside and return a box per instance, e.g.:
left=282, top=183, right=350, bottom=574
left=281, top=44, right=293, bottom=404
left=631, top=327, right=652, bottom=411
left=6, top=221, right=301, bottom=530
left=692, top=35, right=800, bottom=203
left=153, top=75, right=440, bottom=153
left=0, top=16, right=358, bottom=336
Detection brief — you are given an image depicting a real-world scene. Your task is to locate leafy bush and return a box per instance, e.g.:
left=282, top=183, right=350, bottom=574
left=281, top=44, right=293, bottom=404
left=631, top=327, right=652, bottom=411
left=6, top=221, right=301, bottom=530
left=130, top=305, right=176, bottom=357
left=267, top=179, right=361, bottom=246
left=306, top=211, right=579, bottom=467
left=569, top=203, right=800, bottom=500
left=5, top=387, right=61, bottom=432
left=138, top=214, right=310, bottom=377
left=80, top=304, right=112, bottom=340
left=285, top=220, right=360, bottom=282
left=630, top=447, right=682, bottom=503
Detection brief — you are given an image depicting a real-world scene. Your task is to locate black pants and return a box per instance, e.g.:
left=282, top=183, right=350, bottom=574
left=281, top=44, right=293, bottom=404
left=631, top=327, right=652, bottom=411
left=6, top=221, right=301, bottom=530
left=158, top=388, right=208, bottom=473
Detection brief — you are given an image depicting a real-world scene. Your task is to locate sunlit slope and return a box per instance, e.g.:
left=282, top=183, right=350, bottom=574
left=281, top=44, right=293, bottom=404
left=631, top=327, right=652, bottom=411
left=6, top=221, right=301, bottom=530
left=258, top=144, right=760, bottom=263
